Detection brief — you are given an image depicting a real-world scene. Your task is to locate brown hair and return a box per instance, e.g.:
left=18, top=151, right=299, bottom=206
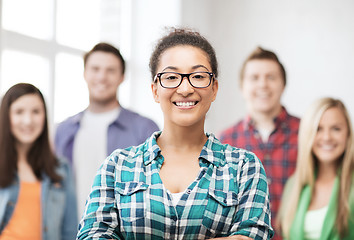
left=0, top=83, right=61, bottom=187
left=84, top=42, right=126, bottom=74
left=240, top=46, right=286, bottom=86
left=149, top=27, right=218, bottom=80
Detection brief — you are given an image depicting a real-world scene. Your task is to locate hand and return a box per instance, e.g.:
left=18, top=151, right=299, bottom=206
left=212, top=235, right=253, bottom=240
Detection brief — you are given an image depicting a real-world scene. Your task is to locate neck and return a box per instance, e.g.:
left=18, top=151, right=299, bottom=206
left=16, top=142, right=31, bottom=160
left=249, top=105, right=282, bottom=131
left=88, top=100, right=119, bottom=113
left=317, top=162, right=337, bottom=182
left=158, top=124, right=207, bottom=152
left=17, top=150, right=38, bottom=182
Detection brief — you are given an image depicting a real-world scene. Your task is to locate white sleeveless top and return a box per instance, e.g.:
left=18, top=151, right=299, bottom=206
left=170, top=192, right=184, bottom=206
left=304, top=205, right=328, bottom=240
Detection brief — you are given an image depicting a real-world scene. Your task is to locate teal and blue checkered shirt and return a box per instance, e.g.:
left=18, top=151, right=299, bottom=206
left=77, top=132, right=273, bottom=239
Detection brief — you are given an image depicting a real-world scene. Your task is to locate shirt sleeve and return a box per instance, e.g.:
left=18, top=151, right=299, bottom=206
left=230, top=151, right=274, bottom=240
left=76, top=155, right=122, bottom=239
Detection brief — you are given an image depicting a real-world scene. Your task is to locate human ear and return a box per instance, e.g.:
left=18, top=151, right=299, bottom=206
left=83, top=70, right=88, bottom=83
left=211, top=79, right=219, bottom=102
left=117, top=74, right=125, bottom=86
left=151, top=83, right=160, bottom=103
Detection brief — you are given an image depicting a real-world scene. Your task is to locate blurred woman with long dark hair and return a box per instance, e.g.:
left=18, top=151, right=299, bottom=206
left=0, top=83, right=77, bottom=240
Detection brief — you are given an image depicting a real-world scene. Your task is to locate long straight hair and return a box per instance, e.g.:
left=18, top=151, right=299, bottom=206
left=278, top=97, right=354, bottom=238
left=0, top=83, right=61, bottom=187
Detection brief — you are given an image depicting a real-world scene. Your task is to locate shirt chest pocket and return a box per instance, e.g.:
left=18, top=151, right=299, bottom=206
left=115, top=182, right=149, bottom=223
left=202, top=189, right=238, bottom=237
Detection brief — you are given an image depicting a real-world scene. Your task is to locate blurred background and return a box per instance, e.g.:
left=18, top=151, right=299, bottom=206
left=0, top=0, right=353, bottom=135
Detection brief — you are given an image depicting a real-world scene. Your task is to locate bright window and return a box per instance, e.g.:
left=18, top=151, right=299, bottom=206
left=1, top=50, right=50, bottom=97
left=2, top=0, right=54, bottom=40
left=0, top=0, right=124, bottom=127
left=56, top=0, right=101, bottom=50
left=54, top=53, right=88, bottom=123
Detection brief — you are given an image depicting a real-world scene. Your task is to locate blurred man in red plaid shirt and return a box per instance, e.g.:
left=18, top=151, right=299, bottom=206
left=219, top=47, right=300, bottom=240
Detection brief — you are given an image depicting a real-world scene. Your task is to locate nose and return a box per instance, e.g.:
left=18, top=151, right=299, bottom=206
left=22, top=113, right=33, bottom=125
left=318, top=128, right=332, bottom=142
left=96, top=70, right=107, bottom=81
left=322, top=129, right=332, bottom=140
left=259, top=77, right=268, bottom=87
left=176, top=77, right=194, bottom=96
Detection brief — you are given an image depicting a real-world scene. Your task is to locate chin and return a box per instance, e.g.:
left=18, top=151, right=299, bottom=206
left=94, top=96, right=117, bottom=104
left=173, top=118, right=204, bottom=128
left=17, top=140, right=37, bottom=146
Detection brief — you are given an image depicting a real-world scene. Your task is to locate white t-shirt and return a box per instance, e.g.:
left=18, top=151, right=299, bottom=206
left=170, top=192, right=184, bottom=206
left=258, top=128, right=272, bottom=143
left=304, top=205, right=328, bottom=240
left=73, top=107, right=120, bottom=218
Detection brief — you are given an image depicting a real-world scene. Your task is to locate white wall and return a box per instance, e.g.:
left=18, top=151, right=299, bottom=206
left=125, top=0, right=354, bottom=134
left=178, top=0, right=354, bottom=135
left=122, top=0, right=181, bottom=129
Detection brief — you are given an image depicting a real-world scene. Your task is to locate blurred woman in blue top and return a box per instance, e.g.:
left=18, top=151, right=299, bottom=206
left=0, top=83, right=77, bottom=240
left=77, top=28, right=273, bottom=239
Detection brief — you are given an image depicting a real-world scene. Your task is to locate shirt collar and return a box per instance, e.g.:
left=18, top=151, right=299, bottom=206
left=142, top=132, right=226, bottom=168
left=71, top=111, right=85, bottom=124
left=243, top=106, right=289, bottom=130
left=110, top=107, right=128, bottom=129
left=199, top=133, right=226, bottom=168
left=273, top=106, right=290, bottom=129
left=242, top=115, right=253, bottom=130
left=142, top=131, right=163, bottom=166
left=73, top=107, right=123, bottom=127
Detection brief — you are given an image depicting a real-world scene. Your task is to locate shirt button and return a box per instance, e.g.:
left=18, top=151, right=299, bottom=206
left=223, top=199, right=227, bottom=204
left=186, top=189, right=191, bottom=194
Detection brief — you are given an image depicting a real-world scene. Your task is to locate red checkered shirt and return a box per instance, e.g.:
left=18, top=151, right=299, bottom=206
left=219, top=107, right=299, bottom=240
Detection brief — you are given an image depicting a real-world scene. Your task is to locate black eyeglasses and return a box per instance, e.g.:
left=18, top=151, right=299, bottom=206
left=154, top=72, right=214, bottom=89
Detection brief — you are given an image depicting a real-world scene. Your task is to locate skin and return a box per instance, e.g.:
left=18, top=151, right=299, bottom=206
left=151, top=45, right=218, bottom=193
left=10, top=94, right=45, bottom=182
left=151, top=45, right=251, bottom=240
left=241, top=59, right=285, bottom=133
left=84, top=51, right=124, bottom=113
left=309, top=107, right=349, bottom=210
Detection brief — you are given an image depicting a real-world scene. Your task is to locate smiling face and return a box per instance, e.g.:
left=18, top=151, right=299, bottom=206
left=151, top=45, right=218, bottom=129
left=241, top=59, right=285, bottom=116
left=84, top=51, right=124, bottom=105
left=312, top=107, right=349, bottom=166
left=10, top=94, right=45, bottom=149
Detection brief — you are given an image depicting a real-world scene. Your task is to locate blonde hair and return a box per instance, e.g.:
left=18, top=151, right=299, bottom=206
left=278, top=97, right=354, bottom=238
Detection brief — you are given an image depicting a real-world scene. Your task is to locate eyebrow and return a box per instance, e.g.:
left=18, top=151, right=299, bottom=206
left=161, top=65, right=210, bottom=72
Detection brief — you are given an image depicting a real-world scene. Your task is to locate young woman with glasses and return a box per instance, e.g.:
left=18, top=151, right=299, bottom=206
left=77, top=28, right=273, bottom=239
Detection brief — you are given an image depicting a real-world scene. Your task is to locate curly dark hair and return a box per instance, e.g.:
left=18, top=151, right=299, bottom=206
left=149, top=27, right=218, bottom=81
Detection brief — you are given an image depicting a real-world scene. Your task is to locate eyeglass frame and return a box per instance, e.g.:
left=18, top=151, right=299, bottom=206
left=153, top=71, right=215, bottom=89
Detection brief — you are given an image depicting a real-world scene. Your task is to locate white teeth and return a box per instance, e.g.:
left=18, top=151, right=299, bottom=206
left=256, top=93, right=270, bottom=98
left=320, top=145, right=335, bottom=150
left=175, top=101, right=196, bottom=107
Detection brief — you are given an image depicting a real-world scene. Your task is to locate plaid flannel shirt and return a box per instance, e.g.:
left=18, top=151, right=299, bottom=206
left=219, top=107, right=299, bottom=226
left=77, top=132, right=273, bottom=240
